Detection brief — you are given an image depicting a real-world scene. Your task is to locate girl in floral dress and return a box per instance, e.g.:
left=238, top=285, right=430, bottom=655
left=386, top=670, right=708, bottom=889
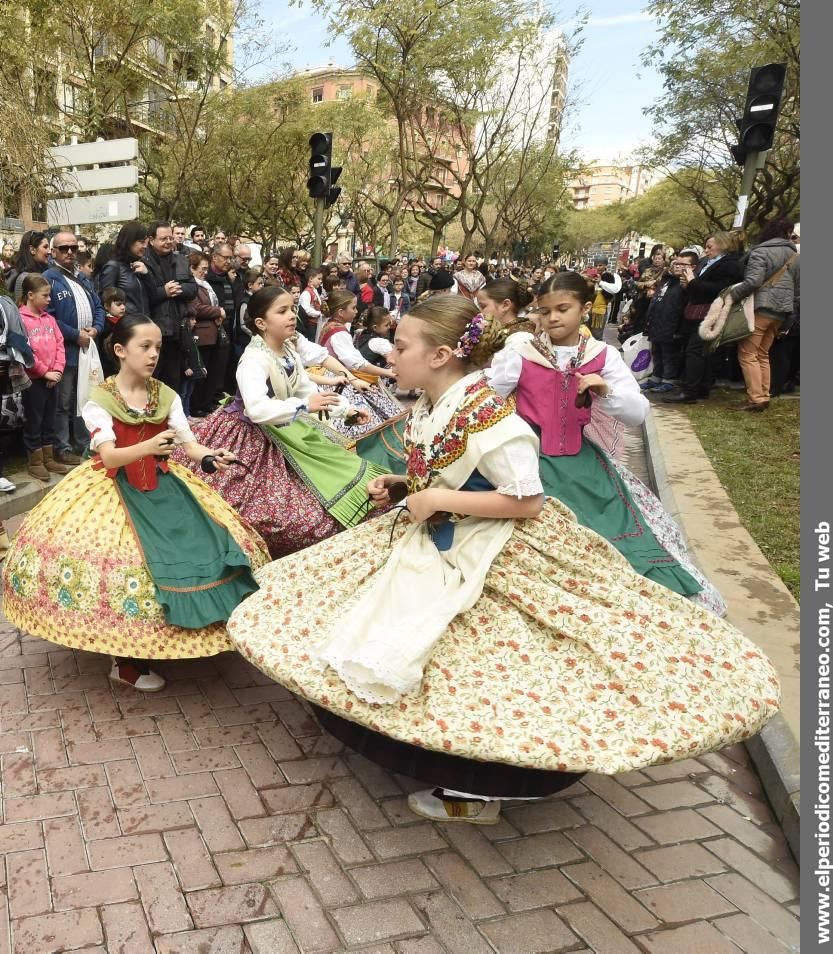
left=173, top=285, right=389, bottom=557
left=227, top=296, right=778, bottom=824
left=2, top=315, right=269, bottom=692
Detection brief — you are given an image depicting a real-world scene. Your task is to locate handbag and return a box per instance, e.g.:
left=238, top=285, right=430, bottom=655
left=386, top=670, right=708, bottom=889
left=621, top=332, right=653, bottom=382
left=700, top=254, right=797, bottom=354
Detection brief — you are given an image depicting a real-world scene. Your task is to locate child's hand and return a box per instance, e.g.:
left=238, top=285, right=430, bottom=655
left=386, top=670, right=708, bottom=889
left=575, top=372, right=609, bottom=397
left=350, top=378, right=371, bottom=392
left=367, top=474, right=405, bottom=507
left=307, top=392, right=341, bottom=414
left=405, top=489, right=440, bottom=524
left=345, top=407, right=371, bottom=426
left=149, top=429, right=177, bottom=456
left=211, top=449, right=236, bottom=472
left=44, top=371, right=62, bottom=385
left=184, top=368, right=194, bottom=377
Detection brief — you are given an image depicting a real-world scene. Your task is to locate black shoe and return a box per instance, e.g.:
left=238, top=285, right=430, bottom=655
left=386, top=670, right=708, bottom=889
left=662, top=393, right=698, bottom=404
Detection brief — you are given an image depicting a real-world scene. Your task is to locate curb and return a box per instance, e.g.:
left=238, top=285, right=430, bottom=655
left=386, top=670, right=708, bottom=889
left=0, top=469, right=65, bottom=522
left=641, top=411, right=801, bottom=863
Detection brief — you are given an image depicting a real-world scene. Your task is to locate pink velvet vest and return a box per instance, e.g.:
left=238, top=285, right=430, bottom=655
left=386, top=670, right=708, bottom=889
left=515, top=350, right=606, bottom=457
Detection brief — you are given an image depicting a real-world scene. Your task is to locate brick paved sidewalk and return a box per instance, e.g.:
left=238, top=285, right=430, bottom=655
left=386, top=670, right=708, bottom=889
left=0, top=626, right=799, bottom=954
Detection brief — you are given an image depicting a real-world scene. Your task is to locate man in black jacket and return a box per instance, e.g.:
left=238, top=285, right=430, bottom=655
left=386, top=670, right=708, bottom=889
left=640, top=251, right=697, bottom=393
left=143, top=222, right=197, bottom=390
left=415, top=256, right=443, bottom=298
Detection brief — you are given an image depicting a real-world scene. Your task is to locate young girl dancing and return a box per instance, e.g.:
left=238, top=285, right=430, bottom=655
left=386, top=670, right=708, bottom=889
left=228, top=296, right=778, bottom=824
left=173, top=285, right=388, bottom=557
left=487, top=271, right=721, bottom=604
left=3, top=315, right=268, bottom=692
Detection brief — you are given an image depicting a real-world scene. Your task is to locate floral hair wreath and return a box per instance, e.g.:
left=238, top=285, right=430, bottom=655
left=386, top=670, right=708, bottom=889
left=453, top=312, right=487, bottom=359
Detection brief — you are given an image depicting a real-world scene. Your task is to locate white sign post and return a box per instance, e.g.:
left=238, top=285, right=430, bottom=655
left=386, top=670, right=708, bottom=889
left=46, top=137, right=139, bottom=229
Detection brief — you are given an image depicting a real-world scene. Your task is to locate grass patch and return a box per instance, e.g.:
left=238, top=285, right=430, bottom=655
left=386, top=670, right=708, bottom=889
left=679, top=391, right=800, bottom=600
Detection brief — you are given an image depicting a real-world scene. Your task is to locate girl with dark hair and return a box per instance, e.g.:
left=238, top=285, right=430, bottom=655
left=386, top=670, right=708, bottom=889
left=7, top=230, right=49, bottom=302
left=172, top=285, right=387, bottom=557
left=276, top=247, right=299, bottom=289
left=487, top=271, right=723, bottom=611
left=2, top=313, right=268, bottom=693
left=96, top=222, right=151, bottom=316
left=227, top=294, right=777, bottom=826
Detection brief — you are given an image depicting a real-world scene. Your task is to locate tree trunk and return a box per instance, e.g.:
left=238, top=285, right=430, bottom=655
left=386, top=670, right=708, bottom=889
left=430, top=225, right=443, bottom=257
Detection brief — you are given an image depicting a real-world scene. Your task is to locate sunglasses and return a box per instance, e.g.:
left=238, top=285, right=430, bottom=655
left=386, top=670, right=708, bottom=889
left=55, top=244, right=78, bottom=253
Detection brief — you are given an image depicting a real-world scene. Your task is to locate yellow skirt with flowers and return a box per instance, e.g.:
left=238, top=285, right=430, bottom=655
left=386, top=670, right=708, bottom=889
left=3, top=461, right=269, bottom=659
left=229, top=498, right=780, bottom=775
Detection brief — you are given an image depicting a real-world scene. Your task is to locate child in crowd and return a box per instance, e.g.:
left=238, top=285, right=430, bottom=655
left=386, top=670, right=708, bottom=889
left=3, top=314, right=268, bottom=692
left=173, top=286, right=387, bottom=557
left=101, top=287, right=127, bottom=377
left=353, top=306, right=394, bottom=372
left=237, top=268, right=265, bottom=344
left=319, top=291, right=398, bottom=386
left=76, top=251, right=94, bottom=280
left=18, top=275, right=69, bottom=481
left=228, top=295, right=778, bottom=824
left=299, top=267, right=324, bottom=341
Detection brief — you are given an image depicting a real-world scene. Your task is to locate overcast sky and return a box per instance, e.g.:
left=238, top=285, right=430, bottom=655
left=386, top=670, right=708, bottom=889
left=248, top=0, right=664, bottom=164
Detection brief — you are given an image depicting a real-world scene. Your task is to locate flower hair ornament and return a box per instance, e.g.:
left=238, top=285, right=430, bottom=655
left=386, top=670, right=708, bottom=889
left=453, top=313, right=487, bottom=359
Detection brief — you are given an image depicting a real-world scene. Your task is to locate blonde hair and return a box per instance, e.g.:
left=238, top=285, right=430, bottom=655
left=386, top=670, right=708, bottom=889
left=327, top=289, right=356, bottom=318
left=710, top=231, right=737, bottom=254
left=408, top=296, right=503, bottom=369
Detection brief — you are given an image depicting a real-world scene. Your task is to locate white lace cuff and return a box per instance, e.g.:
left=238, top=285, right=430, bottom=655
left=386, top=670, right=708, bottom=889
left=497, top=473, right=544, bottom=499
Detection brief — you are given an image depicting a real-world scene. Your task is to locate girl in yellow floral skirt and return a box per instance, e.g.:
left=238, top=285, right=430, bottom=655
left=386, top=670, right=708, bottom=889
left=227, top=297, right=780, bottom=824
left=3, top=316, right=269, bottom=692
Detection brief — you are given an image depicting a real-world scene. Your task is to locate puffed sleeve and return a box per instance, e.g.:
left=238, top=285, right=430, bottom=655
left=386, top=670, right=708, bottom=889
left=329, top=330, right=366, bottom=371
left=476, top=431, right=543, bottom=499
left=167, top=395, right=196, bottom=444
left=82, top=401, right=116, bottom=450
left=595, top=344, right=649, bottom=426
left=295, top=335, right=329, bottom=367
left=237, top=356, right=309, bottom=426
left=485, top=348, right=523, bottom=398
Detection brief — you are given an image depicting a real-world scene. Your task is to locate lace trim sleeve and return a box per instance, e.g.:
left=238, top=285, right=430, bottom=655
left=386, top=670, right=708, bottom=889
left=497, top=473, right=544, bottom=499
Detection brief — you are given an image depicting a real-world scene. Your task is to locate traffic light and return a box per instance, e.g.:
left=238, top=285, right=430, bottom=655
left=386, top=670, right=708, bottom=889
left=307, top=132, right=343, bottom=207
left=730, top=63, right=787, bottom=166
left=551, top=242, right=560, bottom=258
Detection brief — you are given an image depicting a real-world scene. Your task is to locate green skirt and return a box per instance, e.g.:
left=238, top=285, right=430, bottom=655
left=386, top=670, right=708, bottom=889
left=263, top=417, right=388, bottom=528
left=115, top=470, right=258, bottom=629
left=538, top=441, right=701, bottom=597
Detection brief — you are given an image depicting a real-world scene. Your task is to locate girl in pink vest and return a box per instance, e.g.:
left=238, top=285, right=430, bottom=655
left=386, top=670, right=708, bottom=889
left=488, top=271, right=715, bottom=605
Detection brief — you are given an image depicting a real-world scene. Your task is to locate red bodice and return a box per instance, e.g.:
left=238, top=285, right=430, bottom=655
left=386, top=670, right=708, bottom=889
left=92, top=418, right=171, bottom=491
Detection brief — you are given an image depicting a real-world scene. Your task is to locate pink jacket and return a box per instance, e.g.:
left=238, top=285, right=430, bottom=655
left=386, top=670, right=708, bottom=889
left=19, top=305, right=66, bottom=379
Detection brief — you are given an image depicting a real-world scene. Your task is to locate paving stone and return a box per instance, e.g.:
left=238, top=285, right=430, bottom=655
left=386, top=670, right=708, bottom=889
left=567, top=825, right=657, bottom=889
left=489, top=868, right=583, bottom=911
left=189, top=795, right=246, bottom=852
left=4, top=791, right=76, bottom=822
left=424, top=852, right=503, bottom=919
left=714, top=913, right=793, bottom=953
left=155, top=925, right=248, bottom=954
left=134, top=862, right=194, bottom=933
left=259, top=782, right=334, bottom=815
left=0, top=821, right=43, bottom=853
left=502, top=797, right=584, bottom=834
left=43, top=815, right=89, bottom=876
left=164, top=828, right=222, bottom=891
left=100, top=901, right=155, bottom=954
left=244, top=918, right=301, bottom=954
left=557, top=900, right=642, bottom=953
left=571, top=794, right=655, bottom=851
left=705, top=837, right=799, bottom=903
left=117, top=801, right=194, bottom=835
left=636, top=780, right=716, bottom=811
left=187, top=883, right=278, bottom=927
left=131, top=735, right=176, bottom=778
left=366, top=825, right=448, bottom=860
left=37, top=765, right=106, bottom=793
left=633, top=808, right=722, bottom=844
left=410, top=891, right=492, bottom=954
left=7, top=849, right=51, bottom=918
left=440, top=822, right=515, bottom=875
left=498, top=830, right=584, bottom=871
left=315, top=806, right=374, bottom=864
left=104, top=758, right=149, bottom=807
left=236, top=742, right=286, bottom=788
left=12, top=909, right=103, bottom=954
left=146, top=772, right=219, bottom=803
left=292, top=839, right=359, bottom=904
left=705, top=873, right=801, bottom=949
left=351, top=859, right=439, bottom=900
left=480, top=909, right=577, bottom=953
left=635, top=879, right=738, bottom=922
left=76, top=785, right=121, bottom=839
left=330, top=777, right=391, bottom=830
left=637, top=920, right=743, bottom=953
left=581, top=774, right=654, bottom=816
left=270, top=877, right=341, bottom=952
left=697, top=805, right=791, bottom=863
left=239, top=812, right=315, bottom=847
left=87, top=833, right=167, bottom=870
left=563, top=861, right=660, bottom=933
left=52, top=867, right=138, bottom=910
left=636, top=842, right=728, bottom=882
left=215, top=845, right=298, bottom=886
left=212, top=767, right=267, bottom=819
left=331, top=898, right=425, bottom=945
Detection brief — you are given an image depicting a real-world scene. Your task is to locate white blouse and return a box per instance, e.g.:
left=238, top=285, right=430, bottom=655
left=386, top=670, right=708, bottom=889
left=488, top=341, right=649, bottom=427
left=475, top=435, right=544, bottom=499
left=299, top=289, right=323, bottom=319
left=294, top=335, right=329, bottom=367
left=82, top=395, right=196, bottom=451
left=236, top=350, right=318, bottom=427
left=326, top=329, right=366, bottom=371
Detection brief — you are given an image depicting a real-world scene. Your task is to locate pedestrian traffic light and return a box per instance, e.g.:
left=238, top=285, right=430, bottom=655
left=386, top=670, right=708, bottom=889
left=730, top=63, right=787, bottom=166
left=551, top=243, right=560, bottom=258
left=638, top=242, right=646, bottom=259
left=307, top=132, right=342, bottom=207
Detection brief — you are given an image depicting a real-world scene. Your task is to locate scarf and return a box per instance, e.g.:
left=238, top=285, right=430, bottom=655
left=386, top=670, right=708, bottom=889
left=195, top=276, right=220, bottom=308
left=90, top=376, right=177, bottom=425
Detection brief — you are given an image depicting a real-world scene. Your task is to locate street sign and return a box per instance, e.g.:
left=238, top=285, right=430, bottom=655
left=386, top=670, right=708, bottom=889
left=54, top=165, right=139, bottom=195
left=47, top=193, right=139, bottom=226
left=48, top=138, right=138, bottom=170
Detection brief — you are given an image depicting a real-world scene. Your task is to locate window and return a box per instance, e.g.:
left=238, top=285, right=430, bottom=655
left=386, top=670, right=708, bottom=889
left=337, top=85, right=352, bottom=100
left=311, top=87, right=324, bottom=103
left=148, top=37, right=166, bottom=65
left=63, top=83, right=80, bottom=114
